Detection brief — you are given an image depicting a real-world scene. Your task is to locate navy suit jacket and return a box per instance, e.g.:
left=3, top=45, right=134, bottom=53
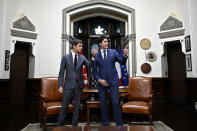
left=58, top=53, right=90, bottom=89
left=92, top=49, right=127, bottom=87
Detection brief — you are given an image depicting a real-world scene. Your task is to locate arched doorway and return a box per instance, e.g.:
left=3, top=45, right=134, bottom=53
left=61, top=0, right=136, bottom=77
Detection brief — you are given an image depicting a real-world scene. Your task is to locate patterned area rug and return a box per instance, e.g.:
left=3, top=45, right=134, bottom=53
left=21, top=121, right=173, bottom=131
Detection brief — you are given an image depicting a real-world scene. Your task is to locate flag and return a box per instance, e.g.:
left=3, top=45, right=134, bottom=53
left=90, top=68, right=98, bottom=88
left=115, top=62, right=122, bottom=86
left=80, top=50, right=89, bottom=88
left=115, top=48, right=128, bottom=86
left=120, top=48, right=128, bottom=86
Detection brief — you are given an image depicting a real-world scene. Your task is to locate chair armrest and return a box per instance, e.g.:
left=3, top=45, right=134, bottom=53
left=120, top=93, right=129, bottom=99
left=40, top=94, right=46, bottom=109
left=149, top=93, right=153, bottom=99
left=40, top=94, right=46, bottom=100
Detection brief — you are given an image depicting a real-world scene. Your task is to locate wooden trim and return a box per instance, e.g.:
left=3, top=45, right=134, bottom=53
left=0, top=79, right=11, bottom=82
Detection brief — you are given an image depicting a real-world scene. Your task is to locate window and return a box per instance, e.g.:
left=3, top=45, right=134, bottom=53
left=90, top=23, right=108, bottom=35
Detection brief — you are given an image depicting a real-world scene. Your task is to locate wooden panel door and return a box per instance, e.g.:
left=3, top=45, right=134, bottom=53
left=9, top=42, right=30, bottom=106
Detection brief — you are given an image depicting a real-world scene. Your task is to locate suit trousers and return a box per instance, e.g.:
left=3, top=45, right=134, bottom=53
left=98, top=85, right=123, bottom=126
left=58, top=82, right=82, bottom=126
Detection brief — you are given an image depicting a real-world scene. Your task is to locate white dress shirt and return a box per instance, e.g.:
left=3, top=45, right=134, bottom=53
left=100, top=49, right=107, bottom=60
left=71, top=51, right=78, bottom=64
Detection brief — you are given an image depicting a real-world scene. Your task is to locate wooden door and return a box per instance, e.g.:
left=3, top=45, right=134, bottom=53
left=167, top=41, right=186, bottom=103
left=9, top=42, right=30, bottom=106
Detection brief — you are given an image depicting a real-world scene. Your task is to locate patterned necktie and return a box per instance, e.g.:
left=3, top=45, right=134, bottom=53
left=74, top=54, right=77, bottom=69
left=103, top=50, right=106, bottom=61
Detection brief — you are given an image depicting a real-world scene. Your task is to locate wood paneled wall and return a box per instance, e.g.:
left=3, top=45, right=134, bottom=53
left=0, top=77, right=197, bottom=111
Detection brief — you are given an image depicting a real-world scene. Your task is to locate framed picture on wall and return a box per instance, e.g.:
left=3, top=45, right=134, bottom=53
left=186, top=54, right=192, bottom=71
left=185, top=35, right=191, bottom=52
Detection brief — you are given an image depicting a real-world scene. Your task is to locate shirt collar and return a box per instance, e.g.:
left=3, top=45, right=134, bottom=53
left=71, top=51, right=78, bottom=56
left=100, top=49, right=107, bottom=53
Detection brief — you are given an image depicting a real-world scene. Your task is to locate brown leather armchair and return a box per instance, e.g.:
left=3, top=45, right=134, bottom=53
left=40, top=77, right=73, bottom=131
left=122, top=76, right=153, bottom=125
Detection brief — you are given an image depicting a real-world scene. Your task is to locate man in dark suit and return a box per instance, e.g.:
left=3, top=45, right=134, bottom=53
left=58, top=39, right=95, bottom=126
left=92, top=36, right=128, bottom=126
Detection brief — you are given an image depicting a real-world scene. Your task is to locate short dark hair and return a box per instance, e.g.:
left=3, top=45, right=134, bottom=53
left=97, top=35, right=108, bottom=48
left=72, top=39, right=83, bottom=48
left=97, top=35, right=108, bottom=44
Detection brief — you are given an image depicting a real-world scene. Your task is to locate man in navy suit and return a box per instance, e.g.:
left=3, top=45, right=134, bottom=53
left=92, top=36, right=128, bottom=126
left=58, top=39, right=96, bottom=126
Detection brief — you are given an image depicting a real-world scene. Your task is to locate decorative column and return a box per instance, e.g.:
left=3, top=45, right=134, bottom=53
left=61, top=34, right=72, bottom=55
left=124, top=34, right=136, bottom=77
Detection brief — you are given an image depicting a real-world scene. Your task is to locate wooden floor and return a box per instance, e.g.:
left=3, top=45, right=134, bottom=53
left=0, top=103, right=197, bottom=131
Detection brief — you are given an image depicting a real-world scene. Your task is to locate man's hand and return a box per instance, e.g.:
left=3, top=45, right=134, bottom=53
left=93, top=49, right=98, bottom=57
left=58, top=87, right=63, bottom=93
left=123, top=48, right=128, bottom=57
left=98, top=79, right=108, bottom=86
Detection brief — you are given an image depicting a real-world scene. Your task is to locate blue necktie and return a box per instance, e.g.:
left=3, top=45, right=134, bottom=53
left=103, top=50, right=106, bottom=61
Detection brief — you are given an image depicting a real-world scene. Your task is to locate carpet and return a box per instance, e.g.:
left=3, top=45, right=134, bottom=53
left=21, top=121, right=173, bottom=131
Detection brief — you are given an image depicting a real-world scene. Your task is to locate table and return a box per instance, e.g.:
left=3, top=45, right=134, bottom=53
left=82, top=87, right=128, bottom=125
left=83, top=87, right=128, bottom=93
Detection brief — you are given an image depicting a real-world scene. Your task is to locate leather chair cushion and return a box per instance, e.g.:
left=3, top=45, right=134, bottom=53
left=42, top=77, right=62, bottom=102
left=46, top=102, right=73, bottom=115
left=128, top=77, right=152, bottom=101
left=122, top=101, right=149, bottom=114
left=46, top=102, right=62, bottom=115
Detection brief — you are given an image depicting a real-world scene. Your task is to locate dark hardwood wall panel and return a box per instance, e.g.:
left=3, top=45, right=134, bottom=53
left=0, top=79, right=10, bottom=111
left=186, top=78, right=197, bottom=110
left=25, top=78, right=41, bottom=120
left=26, top=78, right=41, bottom=101
left=0, top=78, right=197, bottom=112
left=152, top=78, right=170, bottom=104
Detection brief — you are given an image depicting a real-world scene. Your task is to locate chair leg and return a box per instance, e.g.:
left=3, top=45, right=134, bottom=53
left=149, top=114, right=153, bottom=126
left=127, top=114, right=130, bottom=124
left=39, top=101, right=43, bottom=128
left=43, top=116, right=47, bottom=131
left=87, top=107, right=90, bottom=126
left=40, top=118, right=43, bottom=128
left=125, top=113, right=131, bottom=124
left=40, top=111, right=43, bottom=128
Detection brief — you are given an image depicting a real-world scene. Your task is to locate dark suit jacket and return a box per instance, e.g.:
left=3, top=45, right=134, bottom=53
left=58, top=53, right=90, bottom=89
left=92, top=49, right=127, bottom=86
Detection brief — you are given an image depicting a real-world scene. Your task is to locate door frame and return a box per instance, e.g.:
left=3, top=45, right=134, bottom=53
left=61, top=0, right=136, bottom=77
